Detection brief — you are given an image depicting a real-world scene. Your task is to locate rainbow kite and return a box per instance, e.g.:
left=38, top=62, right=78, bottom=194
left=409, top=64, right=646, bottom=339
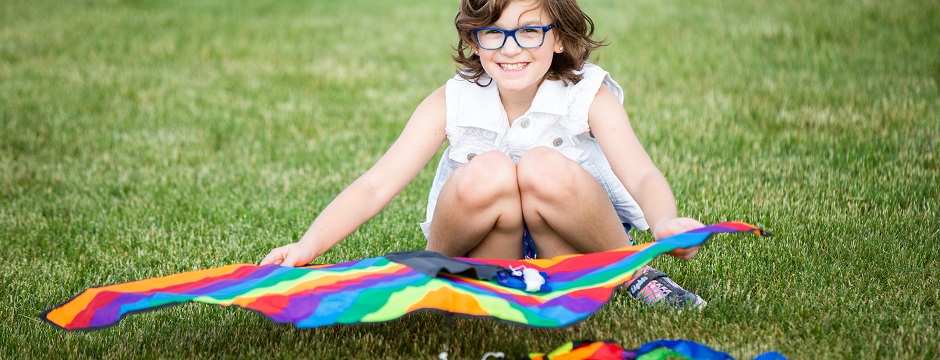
left=521, top=339, right=787, bottom=360
left=42, top=222, right=769, bottom=331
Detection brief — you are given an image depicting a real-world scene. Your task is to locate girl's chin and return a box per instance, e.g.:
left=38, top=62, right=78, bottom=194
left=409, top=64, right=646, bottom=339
left=496, top=81, right=536, bottom=93
left=487, top=66, right=547, bottom=92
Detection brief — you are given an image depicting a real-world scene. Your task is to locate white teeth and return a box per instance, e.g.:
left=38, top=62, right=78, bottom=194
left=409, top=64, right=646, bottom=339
left=499, top=63, right=527, bottom=71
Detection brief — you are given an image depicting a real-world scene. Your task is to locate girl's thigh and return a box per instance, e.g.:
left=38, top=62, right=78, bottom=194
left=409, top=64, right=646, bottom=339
left=426, top=151, right=525, bottom=259
left=517, top=147, right=631, bottom=256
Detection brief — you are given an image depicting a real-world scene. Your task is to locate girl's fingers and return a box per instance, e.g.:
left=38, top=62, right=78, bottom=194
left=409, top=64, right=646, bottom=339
left=260, top=247, right=287, bottom=265
left=282, top=252, right=301, bottom=267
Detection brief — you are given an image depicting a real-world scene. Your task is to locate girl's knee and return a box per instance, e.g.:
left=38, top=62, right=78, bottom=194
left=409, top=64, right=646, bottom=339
left=518, top=147, right=582, bottom=197
left=449, top=151, right=518, bottom=203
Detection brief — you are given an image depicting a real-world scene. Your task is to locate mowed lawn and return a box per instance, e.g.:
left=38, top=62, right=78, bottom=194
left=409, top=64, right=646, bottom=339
left=2, top=0, right=938, bottom=358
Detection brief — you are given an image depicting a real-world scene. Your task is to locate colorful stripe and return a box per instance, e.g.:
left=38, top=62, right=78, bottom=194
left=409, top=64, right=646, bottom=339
left=525, top=339, right=786, bottom=360
left=41, top=222, right=769, bottom=331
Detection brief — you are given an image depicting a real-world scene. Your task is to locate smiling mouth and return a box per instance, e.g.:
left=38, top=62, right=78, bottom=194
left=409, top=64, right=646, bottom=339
left=499, top=62, right=528, bottom=71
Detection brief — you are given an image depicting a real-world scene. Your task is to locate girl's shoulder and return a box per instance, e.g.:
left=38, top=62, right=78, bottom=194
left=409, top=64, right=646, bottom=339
left=572, top=63, right=623, bottom=103
left=561, top=63, right=626, bottom=133
left=567, top=63, right=624, bottom=110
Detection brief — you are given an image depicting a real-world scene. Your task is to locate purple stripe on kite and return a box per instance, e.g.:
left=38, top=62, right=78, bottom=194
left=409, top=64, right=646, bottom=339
left=534, top=304, right=588, bottom=325
left=268, top=293, right=322, bottom=324
left=545, top=294, right=606, bottom=313
left=545, top=258, right=650, bottom=289
left=689, top=225, right=725, bottom=233
left=545, top=261, right=634, bottom=283
left=311, top=267, right=425, bottom=295
left=86, top=292, right=173, bottom=328
left=689, top=223, right=752, bottom=234
left=544, top=268, right=589, bottom=283
left=181, top=265, right=287, bottom=296
left=146, top=265, right=265, bottom=294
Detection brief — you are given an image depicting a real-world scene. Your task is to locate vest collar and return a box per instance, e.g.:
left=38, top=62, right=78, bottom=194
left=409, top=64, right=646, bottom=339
left=527, top=78, right=568, bottom=116
left=455, top=77, right=505, bottom=132
left=455, top=76, right=569, bottom=131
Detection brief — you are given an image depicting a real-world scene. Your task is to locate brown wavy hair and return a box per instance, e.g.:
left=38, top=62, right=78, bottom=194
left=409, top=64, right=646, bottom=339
left=453, top=0, right=606, bottom=86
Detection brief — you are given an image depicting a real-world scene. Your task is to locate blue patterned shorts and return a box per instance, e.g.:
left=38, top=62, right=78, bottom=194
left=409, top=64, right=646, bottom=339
left=522, top=223, right=634, bottom=259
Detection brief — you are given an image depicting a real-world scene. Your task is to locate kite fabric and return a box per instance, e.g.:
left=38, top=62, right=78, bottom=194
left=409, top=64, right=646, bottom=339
left=41, top=222, right=769, bottom=331
left=518, top=339, right=787, bottom=360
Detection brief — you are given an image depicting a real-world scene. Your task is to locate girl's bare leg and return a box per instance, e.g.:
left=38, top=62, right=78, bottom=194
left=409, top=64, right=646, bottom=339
left=517, top=146, right=631, bottom=258
left=426, top=151, right=524, bottom=259
left=516, top=148, right=705, bottom=308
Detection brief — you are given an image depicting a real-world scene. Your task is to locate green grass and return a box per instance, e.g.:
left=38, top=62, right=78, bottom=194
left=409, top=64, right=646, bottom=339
left=2, top=0, right=938, bottom=358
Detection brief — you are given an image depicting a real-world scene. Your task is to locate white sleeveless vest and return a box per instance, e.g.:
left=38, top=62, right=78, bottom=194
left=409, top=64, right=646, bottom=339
left=420, top=63, right=649, bottom=237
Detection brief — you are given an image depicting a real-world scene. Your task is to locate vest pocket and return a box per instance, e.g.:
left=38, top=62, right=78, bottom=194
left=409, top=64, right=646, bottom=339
left=447, top=126, right=499, bottom=165
left=535, top=128, right=584, bottom=160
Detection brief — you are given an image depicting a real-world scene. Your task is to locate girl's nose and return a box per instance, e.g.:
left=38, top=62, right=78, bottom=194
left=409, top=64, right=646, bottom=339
left=500, top=37, right=523, bottom=56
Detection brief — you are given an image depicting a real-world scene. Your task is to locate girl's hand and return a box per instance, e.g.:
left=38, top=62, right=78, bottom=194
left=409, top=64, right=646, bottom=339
left=653, top=217, right=705, bottom=260
left=260, top=242, right=319, bottom=267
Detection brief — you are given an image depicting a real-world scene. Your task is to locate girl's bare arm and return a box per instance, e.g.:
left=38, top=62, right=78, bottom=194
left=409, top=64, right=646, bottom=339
left=261, top=86, right=447, bottom=266
left=587, top=85, right=703, bottom=258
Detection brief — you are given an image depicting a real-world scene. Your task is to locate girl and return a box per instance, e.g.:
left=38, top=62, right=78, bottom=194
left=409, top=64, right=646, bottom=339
left=262, top=0, right=706, bottom=308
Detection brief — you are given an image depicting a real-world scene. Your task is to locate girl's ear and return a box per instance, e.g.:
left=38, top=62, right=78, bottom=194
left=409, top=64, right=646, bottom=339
left=554, top=36, right=565, bottom=54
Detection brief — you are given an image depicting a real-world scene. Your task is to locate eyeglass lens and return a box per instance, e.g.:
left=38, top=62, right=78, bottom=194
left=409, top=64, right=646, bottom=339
left=478, top=27, right=546, bottom=49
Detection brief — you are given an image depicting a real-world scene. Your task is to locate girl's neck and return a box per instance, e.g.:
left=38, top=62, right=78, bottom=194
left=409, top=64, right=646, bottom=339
left=497, top=79, right=543, bottom=122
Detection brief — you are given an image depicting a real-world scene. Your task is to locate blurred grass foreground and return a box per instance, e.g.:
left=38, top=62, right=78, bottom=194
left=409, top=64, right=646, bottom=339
left=1, top=0, right=938, bottom=358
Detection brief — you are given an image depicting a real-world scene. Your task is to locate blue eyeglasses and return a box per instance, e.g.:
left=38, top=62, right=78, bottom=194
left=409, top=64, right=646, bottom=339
left=471, top=24, right=554, bottom=50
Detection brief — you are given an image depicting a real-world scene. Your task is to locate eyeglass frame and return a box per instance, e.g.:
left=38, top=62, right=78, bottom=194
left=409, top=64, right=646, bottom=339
left=471, top=24, right=554, bottom=50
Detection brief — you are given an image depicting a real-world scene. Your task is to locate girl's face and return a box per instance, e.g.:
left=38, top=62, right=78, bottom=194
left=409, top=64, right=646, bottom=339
left=477, top=0, right=561, bottom=95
